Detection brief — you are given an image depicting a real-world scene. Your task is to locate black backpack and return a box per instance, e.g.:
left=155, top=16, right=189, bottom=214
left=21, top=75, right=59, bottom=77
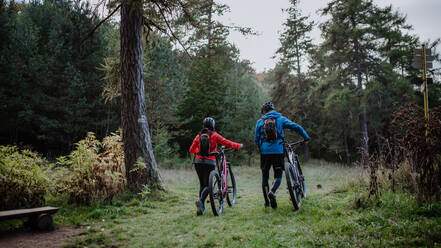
left=263, top=118, right=278, bottom=142
left=198, top=129, right=213, bottom=156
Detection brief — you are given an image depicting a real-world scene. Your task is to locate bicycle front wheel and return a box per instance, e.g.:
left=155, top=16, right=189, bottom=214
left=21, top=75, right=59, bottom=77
left=226, top=167, right=237, bottom=207
left=285, top=162, right=301, bottom=210
left=208, top=170, right=223, bottom=216
left=297, top=160, right=306, bottom=198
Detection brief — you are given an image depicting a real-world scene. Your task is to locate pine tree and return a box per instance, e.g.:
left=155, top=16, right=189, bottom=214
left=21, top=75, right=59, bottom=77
left=275, top=0, right=314, bottom=76
left=271, top=0, right=314, bottom=160
left=0, top=0, right=118, bottom=154
left=320, top=0, right=378, bottom=163
left=176, top=0, right=254, bottom=153
left=117, top=0, right=207, bottom=191
left=311, top=0, right=425, bottom=162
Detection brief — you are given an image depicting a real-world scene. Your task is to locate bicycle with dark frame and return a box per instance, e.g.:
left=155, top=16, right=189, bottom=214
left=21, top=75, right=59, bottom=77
left=282, top=140, right=307, bottom=210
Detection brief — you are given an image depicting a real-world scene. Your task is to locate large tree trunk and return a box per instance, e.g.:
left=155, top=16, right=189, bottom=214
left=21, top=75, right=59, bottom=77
left=303, top=143, right=309, bottom=162
left=294, top=12, right=301, bottom=76
left=375, top=130, right=382, bottom=156
left=120, top=0, right=163, bottom=192
left=359, top=108, right=369, bottom=162
left=343, top=124, right=351, bottom=165
left=351, top=17, right=369, bottom=165
left=206, top=0, right=214, bottom=57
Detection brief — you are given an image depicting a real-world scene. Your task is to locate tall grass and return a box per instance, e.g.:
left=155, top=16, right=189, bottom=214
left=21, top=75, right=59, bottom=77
left=59, top=161, right=438, bottom=247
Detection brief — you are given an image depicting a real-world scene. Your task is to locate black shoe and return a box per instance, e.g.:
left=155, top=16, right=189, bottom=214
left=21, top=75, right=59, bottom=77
left=268, top=191, right=277, bottom=209
left=264, top=202, right=270, bottom=208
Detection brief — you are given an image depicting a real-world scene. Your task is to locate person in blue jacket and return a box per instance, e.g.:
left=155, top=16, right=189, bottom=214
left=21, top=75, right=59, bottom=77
left=254, top=102, right=310, bottom=208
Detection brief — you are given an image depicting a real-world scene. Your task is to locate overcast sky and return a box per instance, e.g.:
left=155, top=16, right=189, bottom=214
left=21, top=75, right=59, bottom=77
left=218, top=0, right=441, bottom=73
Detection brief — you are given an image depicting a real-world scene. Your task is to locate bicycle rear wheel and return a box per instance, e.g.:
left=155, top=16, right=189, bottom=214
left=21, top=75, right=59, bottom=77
left=208, top=170, right=223, bottom=216
left=226, top=167, right=237, bottom=207
left=285, top=162, right=301, bottom=210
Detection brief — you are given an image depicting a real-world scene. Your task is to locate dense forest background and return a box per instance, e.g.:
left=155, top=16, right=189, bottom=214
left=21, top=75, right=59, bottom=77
left=1, top=0, right=440, bottom=166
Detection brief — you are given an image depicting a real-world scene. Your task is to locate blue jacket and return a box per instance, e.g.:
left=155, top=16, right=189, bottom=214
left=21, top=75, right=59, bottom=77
left=254, top=110, right=310, bottom=154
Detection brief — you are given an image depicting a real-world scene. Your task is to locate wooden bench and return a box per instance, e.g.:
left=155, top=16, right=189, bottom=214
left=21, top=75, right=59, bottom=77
left=0, top=207, right=59, bottom=230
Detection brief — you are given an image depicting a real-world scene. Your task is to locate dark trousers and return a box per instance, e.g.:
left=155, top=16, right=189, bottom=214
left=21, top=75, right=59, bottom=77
left=261, top=154, right=284, bottom=205
left=194, top=163, right=215, bottom=203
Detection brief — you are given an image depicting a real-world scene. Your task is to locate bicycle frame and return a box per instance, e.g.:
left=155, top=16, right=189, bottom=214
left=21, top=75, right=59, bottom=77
left=282, top=140, right=305, bottom=189
left=212, top=146, right=232, bottom=196
left=207, top=146, right=237, bottom=215
left=284, top=140, right=305, bottom=163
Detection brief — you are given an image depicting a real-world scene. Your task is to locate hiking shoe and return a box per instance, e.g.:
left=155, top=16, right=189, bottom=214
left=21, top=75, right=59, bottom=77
left=196, top=200, right=205, bottom=216
left=268, top=192, right=277, bottom=209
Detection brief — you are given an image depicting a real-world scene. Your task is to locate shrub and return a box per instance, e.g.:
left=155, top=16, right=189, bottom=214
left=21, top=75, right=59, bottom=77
left=376, top=160, right=418, bottom=194
left=385, top=104, right=441, bottom=202
left=152, top=125, right=187, bottom=168
left=0, top=146, right=49, bottom=210
left=54, top=132, right=125, bottom=205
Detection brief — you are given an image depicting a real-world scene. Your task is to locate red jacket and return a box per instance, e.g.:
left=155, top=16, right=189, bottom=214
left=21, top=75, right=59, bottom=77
left=189, top=131, right=241, bottom=163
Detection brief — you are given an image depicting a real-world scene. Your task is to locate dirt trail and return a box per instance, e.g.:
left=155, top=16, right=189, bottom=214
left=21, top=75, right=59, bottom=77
left=0, top=226, right=84, bottom=248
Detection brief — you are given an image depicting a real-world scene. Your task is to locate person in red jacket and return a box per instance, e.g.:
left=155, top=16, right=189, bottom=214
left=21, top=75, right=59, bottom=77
left=189, top=117, right=243, bottom=216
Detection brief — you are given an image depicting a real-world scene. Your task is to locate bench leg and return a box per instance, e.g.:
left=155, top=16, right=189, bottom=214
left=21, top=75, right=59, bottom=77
left=36, top=214, right=54, bottom=231
left=28, top=214, right=54, bottom=231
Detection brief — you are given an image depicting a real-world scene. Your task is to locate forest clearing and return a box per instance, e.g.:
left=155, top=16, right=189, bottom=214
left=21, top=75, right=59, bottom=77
left=3, top=161, right=440, bottom=247
left=1, top=0, right=441, bottom=247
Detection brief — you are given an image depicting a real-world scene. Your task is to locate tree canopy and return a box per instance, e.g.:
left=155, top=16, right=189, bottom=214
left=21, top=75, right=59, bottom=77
left=1, top=0, right=440, bottom=169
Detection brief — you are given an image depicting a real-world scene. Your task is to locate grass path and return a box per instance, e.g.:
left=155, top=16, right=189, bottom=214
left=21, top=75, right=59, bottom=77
left=64, top=160, right=441, bottom=248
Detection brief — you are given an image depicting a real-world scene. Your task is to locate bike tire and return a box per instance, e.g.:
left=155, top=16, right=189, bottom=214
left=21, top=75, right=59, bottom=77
left=296, top=160, right=306, bottom=198
left=285, top=162, right=300, bottom=210
left=226, top=167, right=237, bottom=207
left=208, top=170, right=223, bottom=216
left=292, top=163, right=303, bottom=208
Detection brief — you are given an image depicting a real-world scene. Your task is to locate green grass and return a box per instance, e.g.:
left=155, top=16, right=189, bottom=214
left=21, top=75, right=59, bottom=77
left=57, top=160, right=440, bottom=247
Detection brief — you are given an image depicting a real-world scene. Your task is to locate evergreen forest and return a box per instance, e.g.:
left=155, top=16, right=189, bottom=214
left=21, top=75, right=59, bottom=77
left=2, top=0, right=440, bottom=164
left=1, top=0, right=440, bottom=246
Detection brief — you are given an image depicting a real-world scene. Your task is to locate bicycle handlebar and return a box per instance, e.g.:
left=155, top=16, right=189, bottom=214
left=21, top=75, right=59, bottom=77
left=290, top=140, right=306, bottom=146
left=208, top=146, right=236, bottom=156
left=222, top=147, right=235, bottom=152
left=280, top=140, right=307, bottom=146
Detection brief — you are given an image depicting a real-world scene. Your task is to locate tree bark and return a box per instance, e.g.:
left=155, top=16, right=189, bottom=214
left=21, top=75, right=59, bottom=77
left=206, top=0, right=214, bottom=57
left=294, top=12, right=301, bottom=76
left=375, top=130, right=382, bottom=156
left=343, top=124, right=351, bottom=165
left=303, top=143, right=309, bottom=162
left=120, top=0, right=163, bottom=192
left=351, top=16, right=369, bottom=165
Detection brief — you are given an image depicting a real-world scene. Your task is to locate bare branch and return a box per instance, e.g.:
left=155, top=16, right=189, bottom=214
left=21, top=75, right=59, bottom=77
left=153, top=2, right=192, bottom=58
left=80, top=4, right=121, bottom=45
left=144, top=17, right=166, bottom=33
left=176, top=0, right=200, bottom=28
